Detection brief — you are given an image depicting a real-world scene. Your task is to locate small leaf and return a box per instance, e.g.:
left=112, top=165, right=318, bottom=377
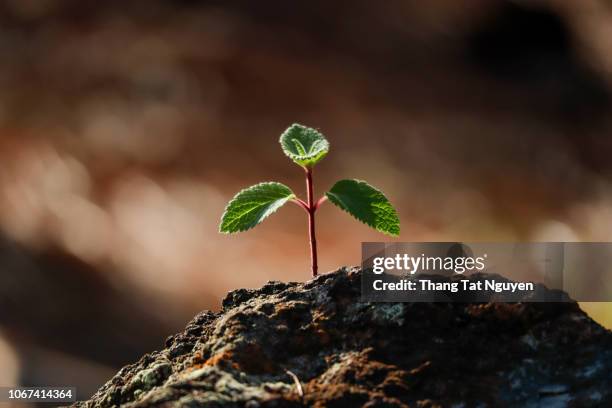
left=219, top=182, right=295, bottom=233
left=326, top=179, right=400, bottom=236
left=279, top=123, right=329, bottom=167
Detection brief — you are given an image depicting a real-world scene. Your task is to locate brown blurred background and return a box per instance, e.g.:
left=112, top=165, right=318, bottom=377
left=1, top=0, right=612, bottom=400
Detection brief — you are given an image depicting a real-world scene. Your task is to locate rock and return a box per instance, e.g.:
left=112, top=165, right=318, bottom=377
left=75, top=267, right=612, bottom=407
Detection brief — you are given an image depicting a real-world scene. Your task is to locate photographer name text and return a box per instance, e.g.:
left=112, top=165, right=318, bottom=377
left=372, top=279, right=534, bottom=293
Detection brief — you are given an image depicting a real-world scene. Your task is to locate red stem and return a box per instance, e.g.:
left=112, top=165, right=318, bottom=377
left=291, top=198, right=309, bottom=212
left=314, top=195, right=327, bottom=210
left=305, top=167, right=318, bottom=277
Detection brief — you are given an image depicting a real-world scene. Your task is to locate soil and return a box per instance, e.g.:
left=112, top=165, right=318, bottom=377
left=75, top=268, right=612, bottom=407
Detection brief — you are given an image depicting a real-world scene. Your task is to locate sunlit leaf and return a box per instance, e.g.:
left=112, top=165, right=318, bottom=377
left=326, top=179, right=400, bottom=236
left=219, top=182, right=295, bottom=233
left=279, top=123, right=329, bottom=167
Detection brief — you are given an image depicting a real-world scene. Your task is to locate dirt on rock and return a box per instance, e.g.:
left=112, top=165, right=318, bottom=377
left=75, top=268, right=612, bottom=407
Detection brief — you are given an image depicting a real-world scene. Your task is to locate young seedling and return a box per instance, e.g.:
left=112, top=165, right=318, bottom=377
left=219, top=124, right=400, bottom=277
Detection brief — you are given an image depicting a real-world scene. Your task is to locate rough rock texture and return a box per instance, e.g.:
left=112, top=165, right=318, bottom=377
left=76, top=268, right=612, bottom=408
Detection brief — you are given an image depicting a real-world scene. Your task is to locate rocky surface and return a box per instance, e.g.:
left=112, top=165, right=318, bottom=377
left=75, top=268, right=612, bottom=407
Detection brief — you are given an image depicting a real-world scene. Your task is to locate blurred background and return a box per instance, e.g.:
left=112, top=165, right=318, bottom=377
left=1, top=0, right=612, bottom=400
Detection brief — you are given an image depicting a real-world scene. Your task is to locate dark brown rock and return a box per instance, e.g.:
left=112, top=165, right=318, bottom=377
left=75, top=268, right=612, bottom=407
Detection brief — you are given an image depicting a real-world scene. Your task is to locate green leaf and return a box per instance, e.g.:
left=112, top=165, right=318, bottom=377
left=279, top=123, right=329, bottom=167
left=326, top=179, right=400, bottom=236
left=219, top=182, right=295, bottom=233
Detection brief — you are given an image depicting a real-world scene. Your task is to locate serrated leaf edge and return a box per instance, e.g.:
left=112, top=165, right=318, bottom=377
left=219, top=182, right=295, bottom=234
left=279, top=124, right=330, bottom=167
left=325, top=179, right=400, bottom=237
